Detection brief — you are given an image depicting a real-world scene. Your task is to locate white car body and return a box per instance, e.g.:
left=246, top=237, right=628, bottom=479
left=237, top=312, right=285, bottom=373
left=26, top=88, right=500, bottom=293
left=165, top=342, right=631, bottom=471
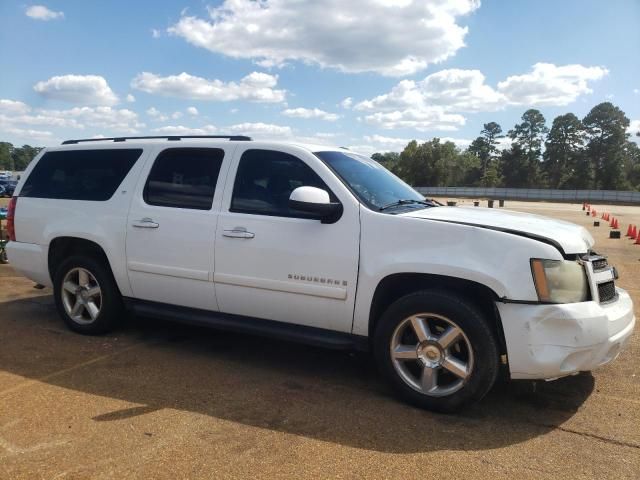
left=6, top=138, right=635, bottom=383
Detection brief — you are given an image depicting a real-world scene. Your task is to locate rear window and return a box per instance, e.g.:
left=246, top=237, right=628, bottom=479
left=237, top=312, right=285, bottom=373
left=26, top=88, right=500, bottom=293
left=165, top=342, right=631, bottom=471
left=20, top=149, right=142, bottom=201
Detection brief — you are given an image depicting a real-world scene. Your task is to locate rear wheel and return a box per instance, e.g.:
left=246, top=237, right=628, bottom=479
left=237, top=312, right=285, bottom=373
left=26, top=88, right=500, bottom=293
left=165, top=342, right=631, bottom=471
left=53, top=255, right=123, bottom=334
left=374, top=290, right=499, bottom=412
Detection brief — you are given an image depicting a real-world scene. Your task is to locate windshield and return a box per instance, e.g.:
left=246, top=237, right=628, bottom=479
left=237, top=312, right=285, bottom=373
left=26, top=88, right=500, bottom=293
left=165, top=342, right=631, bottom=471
left=315, top=150, right=426, bottom=211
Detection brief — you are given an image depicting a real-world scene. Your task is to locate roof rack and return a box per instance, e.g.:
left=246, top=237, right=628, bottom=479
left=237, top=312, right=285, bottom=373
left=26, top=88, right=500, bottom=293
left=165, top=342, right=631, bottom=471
left=61, top=135, right=252, bottom=145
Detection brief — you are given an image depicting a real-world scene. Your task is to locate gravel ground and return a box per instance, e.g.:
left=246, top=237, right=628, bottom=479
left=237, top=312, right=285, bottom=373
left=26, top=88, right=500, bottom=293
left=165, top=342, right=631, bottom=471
left=0, top=200, right=638, bottom=479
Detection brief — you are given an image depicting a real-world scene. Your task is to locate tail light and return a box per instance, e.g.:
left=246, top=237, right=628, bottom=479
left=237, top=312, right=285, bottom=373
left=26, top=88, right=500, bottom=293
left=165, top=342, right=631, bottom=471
left=6, top=196, right=17, bottom=241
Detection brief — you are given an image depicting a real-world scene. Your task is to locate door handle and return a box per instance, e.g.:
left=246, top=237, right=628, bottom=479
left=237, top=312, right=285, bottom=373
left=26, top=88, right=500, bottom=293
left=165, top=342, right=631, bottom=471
left=223, top=228, right=255, bottom=239
left=132, top=218, right=159, bottom=229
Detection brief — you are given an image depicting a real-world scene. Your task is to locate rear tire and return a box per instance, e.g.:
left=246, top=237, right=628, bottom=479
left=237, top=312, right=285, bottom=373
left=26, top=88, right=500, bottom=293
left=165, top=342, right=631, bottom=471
left=53, top=255, right=123, bottom=335
left=374, top=290, right=499, bottom=413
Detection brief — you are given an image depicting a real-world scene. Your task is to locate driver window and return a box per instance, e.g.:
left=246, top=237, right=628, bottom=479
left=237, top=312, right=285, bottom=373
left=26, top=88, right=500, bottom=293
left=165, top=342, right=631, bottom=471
left=230, top=149, right=336, bottom=218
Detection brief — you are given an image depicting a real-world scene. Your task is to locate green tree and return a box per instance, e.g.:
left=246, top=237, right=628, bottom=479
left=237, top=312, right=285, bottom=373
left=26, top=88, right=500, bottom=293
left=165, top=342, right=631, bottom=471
left=395, top=138, right=461, bottom=187
left=371, top=151, right=400, bottom=173
left=543, top=113, right=584, bottom=188
left=499, top=144, right=529, bottom=188
left=0, top=142, right=13, bottom=170
left=467, top=122, right=503, bottom=183
left=508, top=109, right=549, bottom=186
left=583, top=102, right=630, bottom=189
left=621, top=141, right=640, bottom=190
left=11, top=145, right=42, bottom=171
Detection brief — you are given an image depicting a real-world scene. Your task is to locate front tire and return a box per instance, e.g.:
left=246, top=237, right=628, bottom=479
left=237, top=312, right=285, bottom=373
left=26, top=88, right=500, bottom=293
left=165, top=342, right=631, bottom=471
left=374, top=290, right=499, bottom=413
left=53, top=255, right=123, bottom=335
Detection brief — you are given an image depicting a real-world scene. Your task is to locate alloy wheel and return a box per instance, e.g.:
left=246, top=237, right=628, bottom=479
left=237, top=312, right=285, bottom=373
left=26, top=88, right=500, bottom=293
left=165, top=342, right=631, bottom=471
left=390, top=313, right=474, bottom=397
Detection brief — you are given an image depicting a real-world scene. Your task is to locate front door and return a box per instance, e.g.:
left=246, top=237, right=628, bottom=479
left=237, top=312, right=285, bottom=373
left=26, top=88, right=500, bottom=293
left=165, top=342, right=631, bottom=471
left=214, top=147, right=360, bottom=333
left=126, top=147, right=229, bottom=311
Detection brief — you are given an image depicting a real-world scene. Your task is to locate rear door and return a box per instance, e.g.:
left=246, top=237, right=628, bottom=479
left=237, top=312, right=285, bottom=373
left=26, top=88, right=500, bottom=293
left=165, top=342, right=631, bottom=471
left=213, top=146, right=360, bottom=333
left=125, top=146, right=232, bottom=310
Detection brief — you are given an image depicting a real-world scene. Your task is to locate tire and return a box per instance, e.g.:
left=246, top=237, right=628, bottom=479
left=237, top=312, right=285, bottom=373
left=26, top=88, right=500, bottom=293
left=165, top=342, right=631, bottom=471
left=374, top=290, right=499, bottom=413
left=53, top=254, right=123, bottom=335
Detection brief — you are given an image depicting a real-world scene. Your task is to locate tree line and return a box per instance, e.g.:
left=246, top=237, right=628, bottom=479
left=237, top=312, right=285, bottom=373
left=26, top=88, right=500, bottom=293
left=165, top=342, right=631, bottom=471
left=0, top=143, right=43, bottom=172
left=373, top=102, right=640, bottom=190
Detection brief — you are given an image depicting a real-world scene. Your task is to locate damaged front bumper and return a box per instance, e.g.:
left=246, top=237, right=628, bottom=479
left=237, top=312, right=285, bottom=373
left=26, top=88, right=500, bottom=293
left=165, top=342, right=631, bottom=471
left=497, top=288, right=635, bottom=380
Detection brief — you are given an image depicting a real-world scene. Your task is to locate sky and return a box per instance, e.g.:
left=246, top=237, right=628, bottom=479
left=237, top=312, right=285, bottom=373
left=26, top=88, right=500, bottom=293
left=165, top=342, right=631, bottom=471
left=1, top=0, right=639, bottom=154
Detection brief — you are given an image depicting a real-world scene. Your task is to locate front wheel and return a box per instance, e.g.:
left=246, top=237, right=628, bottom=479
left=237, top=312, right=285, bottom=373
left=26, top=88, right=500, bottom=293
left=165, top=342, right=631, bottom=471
left=374, top=290, right=499, bottom=413
left=53, top=255, right=123, bottom=335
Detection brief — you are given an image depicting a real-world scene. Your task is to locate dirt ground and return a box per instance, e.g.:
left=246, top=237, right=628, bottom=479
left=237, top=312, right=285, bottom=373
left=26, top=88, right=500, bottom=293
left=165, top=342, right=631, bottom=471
left=0, top=200, right=638, bottom=479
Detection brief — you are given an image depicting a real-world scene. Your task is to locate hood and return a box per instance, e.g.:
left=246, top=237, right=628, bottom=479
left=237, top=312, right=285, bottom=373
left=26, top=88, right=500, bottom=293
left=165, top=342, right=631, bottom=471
left=400, top=206, right=594, bottom=255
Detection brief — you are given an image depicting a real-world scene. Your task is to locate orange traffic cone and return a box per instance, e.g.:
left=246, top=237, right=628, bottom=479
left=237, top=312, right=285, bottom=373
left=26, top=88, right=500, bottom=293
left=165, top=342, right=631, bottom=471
left=634, top=232, right=640, bottom=245
left=633, top=225, right=638, bottom=239
left=626, top=225, right=633, bottom=237
left=601, top=212, right=605, bottom=219
left=591, top=209, right=596, bottom=217
left=610, top=217, right=615, bottom=227
left=614, top=218, right=620, bottom=229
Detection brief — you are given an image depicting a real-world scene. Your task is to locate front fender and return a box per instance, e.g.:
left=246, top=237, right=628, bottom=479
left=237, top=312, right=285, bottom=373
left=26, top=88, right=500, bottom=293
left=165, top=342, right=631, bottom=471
left=352, top=208, right=563, bottom=336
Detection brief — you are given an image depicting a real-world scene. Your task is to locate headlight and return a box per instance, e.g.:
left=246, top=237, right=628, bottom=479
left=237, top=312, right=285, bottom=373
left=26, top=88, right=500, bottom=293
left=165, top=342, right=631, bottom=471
left=530, top=259, right=589, bottom=303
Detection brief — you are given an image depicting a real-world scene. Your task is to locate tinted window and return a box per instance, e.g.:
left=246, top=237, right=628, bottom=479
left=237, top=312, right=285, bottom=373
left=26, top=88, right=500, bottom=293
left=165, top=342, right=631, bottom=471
left=20, top=149, right=142, bottom=201
left=231, top=149, right=335, bottom=217
left=144, top=148, right=224, bottom=210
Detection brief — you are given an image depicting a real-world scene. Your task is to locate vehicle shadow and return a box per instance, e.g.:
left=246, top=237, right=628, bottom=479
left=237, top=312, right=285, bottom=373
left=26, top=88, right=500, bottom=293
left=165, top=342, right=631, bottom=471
left=0, top=295, right=595, bottom=454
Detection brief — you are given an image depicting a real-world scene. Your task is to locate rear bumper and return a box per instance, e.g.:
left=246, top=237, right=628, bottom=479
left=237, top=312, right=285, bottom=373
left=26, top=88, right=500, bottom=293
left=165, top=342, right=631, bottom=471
left=5, top=241, right=51, bottom=287
left=498, top=288, right=635, bottom=380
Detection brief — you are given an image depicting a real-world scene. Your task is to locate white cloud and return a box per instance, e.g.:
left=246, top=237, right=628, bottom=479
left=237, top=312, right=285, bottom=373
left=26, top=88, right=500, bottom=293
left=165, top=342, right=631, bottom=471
left=168, top=0, right=480, bottom=76
left=171, top=111, right=183, bottom=120
left=340, top=97, right=353, bottom=109
left=362, top=108, right=466, bottom=131
left=634, top=89, right=639, bottom=95
left=151, top=28, right=161, bottom=38
left=351, top=134, right=472, bottom=155
left=34, top=75, right=119, bottom=106
left=126, top=94, right=136, bottom=103
left=227, top=122, right=293, bottom=138
left=43, top=106, right=144, bottom=133
left=131, top=71, right=285, bottom=103
left=497, top=63, right=609, bottom=106
left=153, top=125, right=218, bottom=135
left=3, top=126, right=55, bottom=143
left=354, top=63, right=608, bottom=131
left=186, top=106, right=199, bottom=115
left=282, top=107, right=340, bottom=121
left=25, top=5, right=63, bottom=21
left=1, top=100, right=144, bottom=135
left=0, top=99, right=31, bottom=114
left=146, top=107, right=168, bottom=121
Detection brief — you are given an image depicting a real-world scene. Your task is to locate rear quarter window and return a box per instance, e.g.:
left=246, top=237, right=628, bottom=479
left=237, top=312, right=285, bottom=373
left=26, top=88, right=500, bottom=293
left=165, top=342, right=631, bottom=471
left=20, top=149, right=142, bottom=201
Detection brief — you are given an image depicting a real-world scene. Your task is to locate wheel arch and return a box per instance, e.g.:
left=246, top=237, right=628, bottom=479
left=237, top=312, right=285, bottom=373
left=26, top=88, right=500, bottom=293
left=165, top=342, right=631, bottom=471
left=368, top=273, right=507, bottom=355
left=48, top=237, right=114, bottom=284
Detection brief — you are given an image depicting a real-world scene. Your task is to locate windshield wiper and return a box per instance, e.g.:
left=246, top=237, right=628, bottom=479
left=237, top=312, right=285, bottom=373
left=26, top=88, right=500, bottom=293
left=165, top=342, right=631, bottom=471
left=379, top=199, right=434, bottom=211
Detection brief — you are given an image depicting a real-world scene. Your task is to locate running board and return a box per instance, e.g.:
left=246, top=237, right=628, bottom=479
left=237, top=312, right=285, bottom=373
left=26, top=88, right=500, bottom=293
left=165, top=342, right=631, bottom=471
left=124, top=298, right=368, bottom=351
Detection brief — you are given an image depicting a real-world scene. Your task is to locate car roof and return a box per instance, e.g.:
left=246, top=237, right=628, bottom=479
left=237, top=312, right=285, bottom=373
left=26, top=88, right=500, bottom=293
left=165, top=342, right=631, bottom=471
left=46, top=137, right=354, bottom=155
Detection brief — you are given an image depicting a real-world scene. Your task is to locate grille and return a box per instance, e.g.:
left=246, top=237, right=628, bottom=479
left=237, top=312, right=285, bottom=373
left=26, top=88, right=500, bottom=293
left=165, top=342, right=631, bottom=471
left=592, top=258, right=609, bottom=271
left=598, top=281, right=616, bottom=303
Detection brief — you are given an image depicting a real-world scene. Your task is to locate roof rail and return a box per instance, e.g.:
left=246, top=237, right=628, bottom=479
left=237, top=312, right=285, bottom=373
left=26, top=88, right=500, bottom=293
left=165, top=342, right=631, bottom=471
left=61, top=135, right=252, bottom=145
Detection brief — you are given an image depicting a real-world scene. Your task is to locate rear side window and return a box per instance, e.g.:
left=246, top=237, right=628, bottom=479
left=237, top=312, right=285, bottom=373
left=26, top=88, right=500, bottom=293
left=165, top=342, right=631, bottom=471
left=20, top=149, right=142, bottom=201
left=143, top=148, right=224, bottom=210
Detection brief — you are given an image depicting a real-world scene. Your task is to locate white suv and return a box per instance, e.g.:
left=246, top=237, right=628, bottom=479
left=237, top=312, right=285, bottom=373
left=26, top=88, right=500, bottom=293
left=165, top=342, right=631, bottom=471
left=6, top=135, right=635, bottom=412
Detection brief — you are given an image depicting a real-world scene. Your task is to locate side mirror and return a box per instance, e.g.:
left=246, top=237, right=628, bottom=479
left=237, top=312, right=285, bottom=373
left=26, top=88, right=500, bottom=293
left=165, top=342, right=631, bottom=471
left=289, top=186, right=342, bottom=224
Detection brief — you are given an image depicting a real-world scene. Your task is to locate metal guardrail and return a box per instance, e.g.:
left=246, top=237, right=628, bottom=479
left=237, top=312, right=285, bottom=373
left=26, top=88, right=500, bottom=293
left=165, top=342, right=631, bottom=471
left=416, top=187, right=640, bottom=204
